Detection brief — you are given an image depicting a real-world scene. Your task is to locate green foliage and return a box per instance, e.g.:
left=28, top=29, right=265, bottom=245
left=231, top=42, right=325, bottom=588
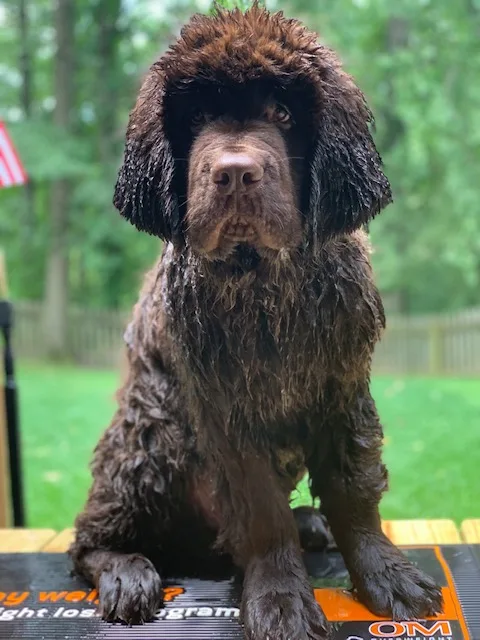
left=210, top=0, right=259, bottom=11
left=285, top=0, right=480, bottom=312
left=1, top=0, right=479, bottom=313
left=0, top=0, right=166, bottom=307
left=9, top=121, right=92, bottom=181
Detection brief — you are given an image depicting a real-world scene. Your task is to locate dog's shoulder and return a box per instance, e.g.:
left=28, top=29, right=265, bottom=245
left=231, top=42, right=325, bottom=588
left=321, top=229, right=381, bottom=300
left=123, top=250, right=172, bottom=359
left=322, top=228, right=373, bottom=270
left=318, top=229, right=385, bottom=346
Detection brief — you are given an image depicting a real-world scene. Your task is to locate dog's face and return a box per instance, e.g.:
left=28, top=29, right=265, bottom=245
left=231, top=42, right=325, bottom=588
left=163, top=81, right=312, bottom=260
left=113, top=5, right=392, bottom=260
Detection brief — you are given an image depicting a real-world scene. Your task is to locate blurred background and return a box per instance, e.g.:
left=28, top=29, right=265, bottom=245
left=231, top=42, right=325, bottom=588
left=0, top=0, right=479, bottom=530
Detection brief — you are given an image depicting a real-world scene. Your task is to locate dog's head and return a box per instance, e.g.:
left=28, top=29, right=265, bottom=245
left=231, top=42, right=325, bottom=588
left=114, top=3, right=392, bottom=261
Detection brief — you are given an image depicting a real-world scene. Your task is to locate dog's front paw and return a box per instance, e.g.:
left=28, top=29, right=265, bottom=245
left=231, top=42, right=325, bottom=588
left=351, top=535, right=443, bottom=619
left=243, top=589, right=329, bottom=640
left=98, top=553, right=163, bottom=624
left=242, top=559, right=330, bottom=640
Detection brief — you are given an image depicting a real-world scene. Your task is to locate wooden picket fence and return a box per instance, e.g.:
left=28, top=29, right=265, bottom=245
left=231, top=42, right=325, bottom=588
left=373, top=308, right=480, bottom=375
left=11, top=300, right=480, bottom=375
left=13, top=301, right=129, bottom=368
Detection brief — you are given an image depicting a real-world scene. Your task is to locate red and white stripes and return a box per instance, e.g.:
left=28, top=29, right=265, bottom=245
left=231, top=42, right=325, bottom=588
left=0, top=121, right=27, bottom=188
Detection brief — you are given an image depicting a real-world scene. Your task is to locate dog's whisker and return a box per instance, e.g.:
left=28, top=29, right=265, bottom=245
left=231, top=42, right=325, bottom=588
left=178, top=196, right=192, bottom=209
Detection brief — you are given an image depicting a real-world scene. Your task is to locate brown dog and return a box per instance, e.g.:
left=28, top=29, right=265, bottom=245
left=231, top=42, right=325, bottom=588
left=70, top=5, right=443, bottom=638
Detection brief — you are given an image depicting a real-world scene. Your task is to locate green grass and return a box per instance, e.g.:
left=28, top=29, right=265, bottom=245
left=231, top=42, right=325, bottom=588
left=17, top=363, right=120, bottom=529
left=293, top=376, right=480, bottom=523
left=16, top=363, right=480, bottom=528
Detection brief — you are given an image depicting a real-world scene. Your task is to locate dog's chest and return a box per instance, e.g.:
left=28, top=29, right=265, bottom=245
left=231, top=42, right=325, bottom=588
left=222, top=308, right=324, bottom=419
left=163, top=244, right=383, bottom=429
left=174, top=285, right=330, bottom=426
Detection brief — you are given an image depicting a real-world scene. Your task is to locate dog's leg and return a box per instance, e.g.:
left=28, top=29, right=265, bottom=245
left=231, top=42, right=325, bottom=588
left=209, top=445, right=330, bottom=640
left=293, top=506, right=336, bottom=551
left=70, top=426, right=177, bottom=624
left=71, top=548, right=163, bottom=624
left=71, top=481, right=166, bottom=625
left=70, top=354, right=191, bottom=624
left=308, top=384, right=443, bottom=619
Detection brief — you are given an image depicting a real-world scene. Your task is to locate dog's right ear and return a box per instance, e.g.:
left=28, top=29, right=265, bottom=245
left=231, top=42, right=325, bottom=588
left=306, top=58, right=392, bottom=244
left=113, top=71, right=180, bottom=241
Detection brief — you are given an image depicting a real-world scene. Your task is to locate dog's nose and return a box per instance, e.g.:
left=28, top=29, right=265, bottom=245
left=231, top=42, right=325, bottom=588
left=212, top=153, right=264, bottom=194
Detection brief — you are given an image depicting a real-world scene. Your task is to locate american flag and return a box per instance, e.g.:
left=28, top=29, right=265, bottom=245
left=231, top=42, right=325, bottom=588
left=0, top=121, right=27, bottom=188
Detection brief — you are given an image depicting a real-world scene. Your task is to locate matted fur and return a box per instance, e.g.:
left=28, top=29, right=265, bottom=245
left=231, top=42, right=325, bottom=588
left=71, top=4, right=442, bottom=638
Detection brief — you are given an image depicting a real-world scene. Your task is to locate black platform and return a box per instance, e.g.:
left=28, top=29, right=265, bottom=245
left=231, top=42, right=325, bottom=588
left=0, top=546, right=479, bottom=639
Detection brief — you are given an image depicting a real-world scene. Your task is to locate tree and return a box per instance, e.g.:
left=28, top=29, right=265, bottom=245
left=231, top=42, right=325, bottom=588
left=1, top=0, right=479, bottom=320
left=18, top=0, right=36, bottom=238
left=42, top=0, right=75, bottom=359
left=287, top=0, right=480, bottom=313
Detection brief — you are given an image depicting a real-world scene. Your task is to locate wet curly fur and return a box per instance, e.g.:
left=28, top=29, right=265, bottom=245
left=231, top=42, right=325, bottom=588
left=70, top=4, right=443, bottom=636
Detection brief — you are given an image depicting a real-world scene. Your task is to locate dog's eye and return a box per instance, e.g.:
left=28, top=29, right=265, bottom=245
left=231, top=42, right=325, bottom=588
left=274, top=104, right=292, bottom=124
left=265, top=103, right=293, bottom=128
left=190, top=109, right=210, bottom=130
left=265, top=102, right=293, bottom=129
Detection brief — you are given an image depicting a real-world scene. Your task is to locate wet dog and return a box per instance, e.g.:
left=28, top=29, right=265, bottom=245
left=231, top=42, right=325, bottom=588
left=70, top=5, right=443, bottom=638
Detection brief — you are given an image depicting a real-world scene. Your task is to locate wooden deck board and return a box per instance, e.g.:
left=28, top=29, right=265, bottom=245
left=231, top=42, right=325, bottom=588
left=460, top=519, right=480, bottom=543
left=0, top=520, right=467, bottom=553
left=41, top=528, right=75, bottom=552
left=0, top=528, right=57, bottom=552
left=382, top=519, right=461, bottom=545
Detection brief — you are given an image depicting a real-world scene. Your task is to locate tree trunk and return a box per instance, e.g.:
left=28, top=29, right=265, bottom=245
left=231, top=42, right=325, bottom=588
left=95, top=0, right=121, bottom=169
left=94, top=0, right=126, bottom=309
left=383, top=17, right=410, bottom=315
left=18, top=0, right=35, bottom=236
left=380, top=18, right=408, bottom=154
left=43, top=0, right=74, bottom=359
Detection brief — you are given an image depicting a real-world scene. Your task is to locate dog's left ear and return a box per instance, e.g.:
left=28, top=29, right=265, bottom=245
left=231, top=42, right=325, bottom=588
left=308, top=74, right=392, bottom=239
left=113, top=70, right=181, bottom=241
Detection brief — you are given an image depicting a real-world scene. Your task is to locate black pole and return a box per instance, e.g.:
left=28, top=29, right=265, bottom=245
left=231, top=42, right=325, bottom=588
left=0, top=300, right=25, bottom=527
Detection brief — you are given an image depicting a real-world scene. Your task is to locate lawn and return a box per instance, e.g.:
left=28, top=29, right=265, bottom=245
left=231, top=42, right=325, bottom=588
left=15, top=362, right=480, bottom=529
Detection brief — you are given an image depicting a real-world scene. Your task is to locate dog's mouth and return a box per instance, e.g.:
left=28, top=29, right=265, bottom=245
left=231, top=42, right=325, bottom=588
left=193, top=213, right=278, bottom=258
left=216, top=214, right=288, bottom=255
left=214, top=217, right=263, bottom=273
left=187, top=201, right=303, bottom=264
left=220, top=215, right=259, bottom=244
